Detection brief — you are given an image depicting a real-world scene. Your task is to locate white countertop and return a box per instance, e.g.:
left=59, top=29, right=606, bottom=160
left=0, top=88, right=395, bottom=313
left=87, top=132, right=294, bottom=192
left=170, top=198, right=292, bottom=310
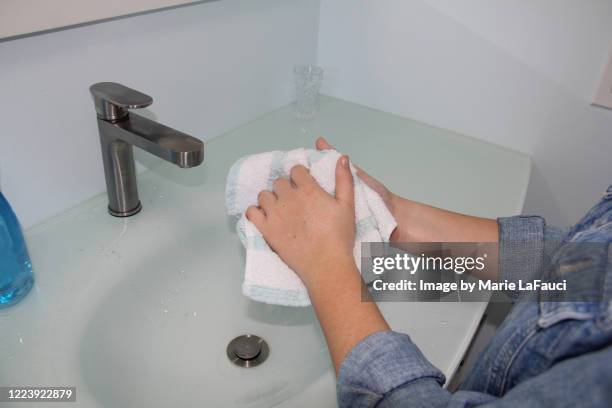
left=0, top=96, right=530, bottom=407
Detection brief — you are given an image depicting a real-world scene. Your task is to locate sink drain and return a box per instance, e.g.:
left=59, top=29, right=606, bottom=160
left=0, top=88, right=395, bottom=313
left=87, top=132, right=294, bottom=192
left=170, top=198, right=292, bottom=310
left=227, top=334, right=269, bottom=368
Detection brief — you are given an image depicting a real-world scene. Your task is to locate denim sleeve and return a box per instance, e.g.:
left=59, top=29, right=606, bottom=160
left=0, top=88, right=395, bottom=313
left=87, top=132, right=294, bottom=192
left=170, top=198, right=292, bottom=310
left=337, top=331, right=500, bottom=407
left=337, top=330, right=611, bottom=408
left=336, top=331, right=447, bottom=407
left=497, top=216, right=567, bottom=300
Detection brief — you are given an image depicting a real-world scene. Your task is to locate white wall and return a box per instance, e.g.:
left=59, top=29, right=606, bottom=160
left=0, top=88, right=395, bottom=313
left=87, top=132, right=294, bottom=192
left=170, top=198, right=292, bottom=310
left=0, top=0, right=320, bottom=228
left=318, top=0, right=612, bottom=226
left=3, top=0, right=610, bottom=228
left=0, top=0, right=199, bottom=39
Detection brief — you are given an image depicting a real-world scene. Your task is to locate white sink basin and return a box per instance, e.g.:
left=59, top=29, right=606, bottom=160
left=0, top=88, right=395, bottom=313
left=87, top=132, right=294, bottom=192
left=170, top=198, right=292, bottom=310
left=0, top=96, right=530, bottom=407
left=78, top=232, right=330, bottom=407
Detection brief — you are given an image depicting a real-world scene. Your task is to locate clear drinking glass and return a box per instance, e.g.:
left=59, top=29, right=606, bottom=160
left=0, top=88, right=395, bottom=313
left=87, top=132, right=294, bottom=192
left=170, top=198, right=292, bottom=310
left=294, top=65, right=324, bottom=119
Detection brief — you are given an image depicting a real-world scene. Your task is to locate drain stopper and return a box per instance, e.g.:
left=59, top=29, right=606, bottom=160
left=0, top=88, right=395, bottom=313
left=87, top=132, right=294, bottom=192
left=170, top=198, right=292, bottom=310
left=227, top=334, right=269, bottom=368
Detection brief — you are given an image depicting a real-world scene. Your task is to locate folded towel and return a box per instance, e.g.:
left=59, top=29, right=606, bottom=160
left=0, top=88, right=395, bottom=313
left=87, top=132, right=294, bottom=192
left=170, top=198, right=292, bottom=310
left=226, top=148, right=397, bottom=306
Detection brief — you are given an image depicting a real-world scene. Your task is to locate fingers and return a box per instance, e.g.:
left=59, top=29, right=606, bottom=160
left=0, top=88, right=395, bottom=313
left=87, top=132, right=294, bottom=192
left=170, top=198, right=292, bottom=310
left=355, top=167, right=379, bottom=189
left=355, top=167, right=388, bottom=198
left=335, top=155, right=355, bottom=208
left=257, top=190, right=276, bottom=212
left=246, top=205, right=265, bottom=227
left=315, top=137, right=334, bottom=151
left=273, top=178, right=292, bottom=197
left=290, top=165, right=314, bottom=187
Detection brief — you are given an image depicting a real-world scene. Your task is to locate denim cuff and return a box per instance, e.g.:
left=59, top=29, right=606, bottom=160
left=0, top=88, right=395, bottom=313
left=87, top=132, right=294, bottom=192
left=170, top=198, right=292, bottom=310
left=498, top=216, right=546, bottom=297
left=337, top=331, right=445, bottom=405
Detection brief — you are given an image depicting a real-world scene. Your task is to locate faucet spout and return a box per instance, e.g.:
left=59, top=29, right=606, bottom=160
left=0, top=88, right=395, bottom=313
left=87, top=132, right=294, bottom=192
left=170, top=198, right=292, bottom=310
left=90, top=82, right=204, bottom=217
left=110, top=114, right=204, bottom=168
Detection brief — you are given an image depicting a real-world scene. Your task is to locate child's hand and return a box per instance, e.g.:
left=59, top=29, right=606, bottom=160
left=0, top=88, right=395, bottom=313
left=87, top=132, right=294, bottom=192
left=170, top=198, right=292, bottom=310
left=246, top=156, right=356, bottom=288
left=316, top=137, right=499, bottom=248
left=316, top=137, right=394, bottom=209
left=316, top=137, right=407, bottom=241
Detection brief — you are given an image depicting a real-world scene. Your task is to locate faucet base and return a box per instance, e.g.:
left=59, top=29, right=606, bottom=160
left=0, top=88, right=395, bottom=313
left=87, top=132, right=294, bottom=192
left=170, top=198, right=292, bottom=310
left=108, top=201, right=142, bottom=217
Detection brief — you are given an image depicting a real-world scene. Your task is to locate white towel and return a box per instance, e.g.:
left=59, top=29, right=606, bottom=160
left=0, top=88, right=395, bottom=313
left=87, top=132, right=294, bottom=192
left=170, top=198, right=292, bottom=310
left=226, top=148, right=396, bottom=306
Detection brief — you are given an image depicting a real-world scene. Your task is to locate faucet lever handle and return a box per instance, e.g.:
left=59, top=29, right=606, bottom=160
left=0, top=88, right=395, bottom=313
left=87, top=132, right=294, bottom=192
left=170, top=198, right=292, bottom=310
left=90, top=82, right=153, bottom=121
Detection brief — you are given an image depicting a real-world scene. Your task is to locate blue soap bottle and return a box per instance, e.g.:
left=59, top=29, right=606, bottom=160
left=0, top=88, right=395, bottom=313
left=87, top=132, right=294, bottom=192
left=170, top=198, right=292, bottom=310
left=0, top=182, right=34, bottom=308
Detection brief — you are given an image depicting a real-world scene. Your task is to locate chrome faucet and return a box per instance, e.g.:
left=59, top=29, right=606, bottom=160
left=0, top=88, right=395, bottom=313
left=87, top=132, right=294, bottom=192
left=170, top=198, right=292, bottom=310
left=90, top=82, right=204, bottom=217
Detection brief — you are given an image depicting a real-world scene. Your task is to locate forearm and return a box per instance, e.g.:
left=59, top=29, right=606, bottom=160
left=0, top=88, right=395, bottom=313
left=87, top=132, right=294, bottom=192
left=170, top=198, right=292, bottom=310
left=389, top=195, right=499, bottom=280
left=390, top=195, right=499, bottom=243
left=306, top=256, right=390, bottom=374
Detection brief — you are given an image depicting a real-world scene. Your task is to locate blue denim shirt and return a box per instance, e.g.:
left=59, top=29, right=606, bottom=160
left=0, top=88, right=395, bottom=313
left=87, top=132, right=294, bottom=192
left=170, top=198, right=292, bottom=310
left=337, top=185, right=612, bottom=407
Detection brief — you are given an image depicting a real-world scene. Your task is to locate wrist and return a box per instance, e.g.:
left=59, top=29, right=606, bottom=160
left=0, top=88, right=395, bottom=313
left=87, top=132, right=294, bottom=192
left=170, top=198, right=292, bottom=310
left=302, top=254, right=358, bottom=292
left=388, top=194, right=417, bottom=243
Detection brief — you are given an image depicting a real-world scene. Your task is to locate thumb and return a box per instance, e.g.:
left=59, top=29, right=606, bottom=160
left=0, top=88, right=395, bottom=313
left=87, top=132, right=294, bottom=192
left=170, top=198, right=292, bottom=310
left=335, top=155, right=354, bottom=208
